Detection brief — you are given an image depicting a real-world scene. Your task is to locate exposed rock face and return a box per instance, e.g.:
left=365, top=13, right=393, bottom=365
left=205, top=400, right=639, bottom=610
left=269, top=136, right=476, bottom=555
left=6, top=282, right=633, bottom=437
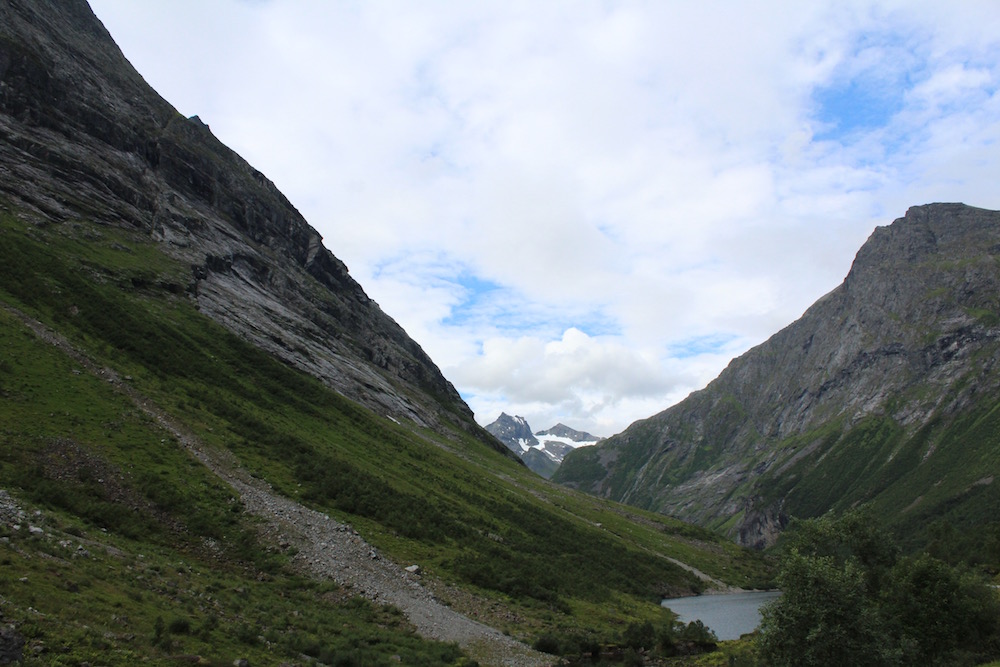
left=0, top=0, right=505, bottom=452
left=521, top=448, right=560, bottom=480
left=556, top=204, right=1000, bottom=547
left=484, top=413, right=538, bottom=454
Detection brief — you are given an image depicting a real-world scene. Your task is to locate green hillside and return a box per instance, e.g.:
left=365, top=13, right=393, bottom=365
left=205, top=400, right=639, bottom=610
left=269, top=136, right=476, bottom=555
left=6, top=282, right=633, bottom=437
left=0, top=209, right=770, bottom=665
left=773, top=407, right=1000, bottom=566
left=560, top=400, right=1000, bottom=572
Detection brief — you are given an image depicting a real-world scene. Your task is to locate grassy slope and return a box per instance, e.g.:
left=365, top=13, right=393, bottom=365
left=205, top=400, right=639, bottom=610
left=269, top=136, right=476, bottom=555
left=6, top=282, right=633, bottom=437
left=0, top=210, right=771, bottom=664
left=560, top=380, right=1000, bottom=575
left=752, top=398, right=1000, bottom=570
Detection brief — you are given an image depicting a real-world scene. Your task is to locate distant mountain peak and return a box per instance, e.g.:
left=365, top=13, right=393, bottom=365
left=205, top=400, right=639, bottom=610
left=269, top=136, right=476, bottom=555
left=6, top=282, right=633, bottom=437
left=485, top=414, right=601, bottom=478
left=484, top=413, right=538, bottom=454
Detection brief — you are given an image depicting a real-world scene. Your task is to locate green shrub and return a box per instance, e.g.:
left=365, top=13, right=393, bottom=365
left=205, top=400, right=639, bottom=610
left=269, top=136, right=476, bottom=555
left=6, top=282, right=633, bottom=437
left=532, top=633, right=562, bottom=655
left=167, top=617, right=191, bottom=635
left=621, top=647, right=643, bottom=666
left=678, top=619, right=717, bottom=649
left=622, top=620, right=655, bottom=650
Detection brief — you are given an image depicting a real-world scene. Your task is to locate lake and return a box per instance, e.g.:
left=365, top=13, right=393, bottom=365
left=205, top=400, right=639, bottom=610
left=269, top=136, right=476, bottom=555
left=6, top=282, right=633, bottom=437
left=661, top=590, right=782, bottom=640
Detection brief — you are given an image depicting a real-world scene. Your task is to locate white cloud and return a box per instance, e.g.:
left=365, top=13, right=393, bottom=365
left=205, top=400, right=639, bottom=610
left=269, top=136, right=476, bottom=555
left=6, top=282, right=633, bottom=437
left=90, top=0, right=1000, bottom=436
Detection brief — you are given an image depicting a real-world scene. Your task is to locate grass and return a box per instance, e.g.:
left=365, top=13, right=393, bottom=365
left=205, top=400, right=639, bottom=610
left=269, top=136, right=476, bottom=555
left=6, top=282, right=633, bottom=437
left=0, top=511, right=468, bottom=666
left=0, top=210, right=772, bottom=663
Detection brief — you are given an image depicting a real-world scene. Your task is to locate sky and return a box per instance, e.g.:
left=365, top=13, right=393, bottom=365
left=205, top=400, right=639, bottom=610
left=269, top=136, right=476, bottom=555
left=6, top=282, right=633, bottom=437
left=88, top=0, right=1000, bottom=437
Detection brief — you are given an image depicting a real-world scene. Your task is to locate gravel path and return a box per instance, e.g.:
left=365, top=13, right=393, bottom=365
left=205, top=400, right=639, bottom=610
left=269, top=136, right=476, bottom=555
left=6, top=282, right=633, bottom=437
left=5, top=303, right=553, bottom=667
left=231, top=477, right=551, bottom=665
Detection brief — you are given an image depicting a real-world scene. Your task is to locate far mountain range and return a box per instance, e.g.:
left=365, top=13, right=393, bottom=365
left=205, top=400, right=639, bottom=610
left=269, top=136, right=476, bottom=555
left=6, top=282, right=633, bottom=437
left=485, top=413, right=602, bottom=478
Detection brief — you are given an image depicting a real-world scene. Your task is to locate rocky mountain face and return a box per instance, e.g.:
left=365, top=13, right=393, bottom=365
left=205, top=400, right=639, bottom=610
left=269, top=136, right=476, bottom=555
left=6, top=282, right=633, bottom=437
left=532, top=424, right=602, bottom=473
left=556, top=204, right=1000, bottom=549
left=485, top=413, right=539, bottom=454
left=0, top=0, right=506, bottom=453
left=486, top=414, right=600, bottom=478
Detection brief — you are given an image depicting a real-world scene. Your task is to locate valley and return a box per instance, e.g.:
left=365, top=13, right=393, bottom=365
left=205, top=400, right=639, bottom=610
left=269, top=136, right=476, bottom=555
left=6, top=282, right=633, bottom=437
left=0, top=212, right=769, bottom=665
left=1, top=1, right=998, bottom=665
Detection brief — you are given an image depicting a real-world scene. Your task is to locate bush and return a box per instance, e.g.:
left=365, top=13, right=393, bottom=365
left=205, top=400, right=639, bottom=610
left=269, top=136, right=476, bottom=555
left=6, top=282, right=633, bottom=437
left=621, top=647, right=643, bottom=667
left=622, top=620, right=655, bottom=650
left=532, top=633, right=562, bottom=655
left=678, top=619, right=717, bottom=649
left=883, top=553, right=1000, bottom=665
left=167, top=617, right=191, bottom=635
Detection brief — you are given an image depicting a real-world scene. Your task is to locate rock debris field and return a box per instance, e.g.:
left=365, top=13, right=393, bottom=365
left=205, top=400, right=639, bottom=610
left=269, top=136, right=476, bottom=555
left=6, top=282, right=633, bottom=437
left=4, top=303, right=553, bottom=667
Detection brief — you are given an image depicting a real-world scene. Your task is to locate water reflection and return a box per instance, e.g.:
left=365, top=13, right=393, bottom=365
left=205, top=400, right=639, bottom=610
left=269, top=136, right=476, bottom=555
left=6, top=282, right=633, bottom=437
left=661, top=591, right=782, bottom=641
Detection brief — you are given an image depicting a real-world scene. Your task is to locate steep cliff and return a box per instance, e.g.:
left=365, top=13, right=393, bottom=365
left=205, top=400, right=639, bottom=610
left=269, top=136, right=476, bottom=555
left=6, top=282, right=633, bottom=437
left=556, top=203, right=1000, bottom=550
left=0, top=0, right=501, bottom=448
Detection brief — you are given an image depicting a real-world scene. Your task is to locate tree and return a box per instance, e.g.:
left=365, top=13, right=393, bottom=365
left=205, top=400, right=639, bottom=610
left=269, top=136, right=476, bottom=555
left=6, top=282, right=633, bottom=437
left=756, top=508, right=1000, bottom=667
left=757, top=547, right=894, bottom=666
left=883, top=552, right=1000, bottom=665
left=622, top=620, right=655, bottom=650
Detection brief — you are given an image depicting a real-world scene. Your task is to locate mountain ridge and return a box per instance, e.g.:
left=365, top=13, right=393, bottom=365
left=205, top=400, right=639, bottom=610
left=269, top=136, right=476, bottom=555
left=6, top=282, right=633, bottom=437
left=556, top=203, right=1000, bottom=556
left=536, top=423, right=603, bottom=443
left=0, top=0, right=506, bottom=452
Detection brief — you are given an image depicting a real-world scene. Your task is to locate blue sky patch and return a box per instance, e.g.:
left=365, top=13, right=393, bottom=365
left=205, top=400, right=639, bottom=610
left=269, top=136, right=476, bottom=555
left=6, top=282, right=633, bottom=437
left=669, top=333, right=738, bottom=359
left=440, top=272, right=618, bottom=339
left=813, top=75, right=905, bottom=141
left=811, top=28, right=925, bottom=142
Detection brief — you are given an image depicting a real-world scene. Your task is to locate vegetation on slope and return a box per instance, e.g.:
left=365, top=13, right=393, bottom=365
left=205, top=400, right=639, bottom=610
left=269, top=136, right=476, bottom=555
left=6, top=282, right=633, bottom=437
left=560, top=390, right=1000, bottom=576
left=753, top=406, right=1000, bottom=573
left=0, top=209, right=771, bottom=663
left=0, top=508, right=467, bottom=666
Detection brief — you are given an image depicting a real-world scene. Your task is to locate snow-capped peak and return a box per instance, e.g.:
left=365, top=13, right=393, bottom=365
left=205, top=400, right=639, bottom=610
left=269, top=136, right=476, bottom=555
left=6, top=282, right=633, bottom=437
left=484, top=413, right=603, bottom=478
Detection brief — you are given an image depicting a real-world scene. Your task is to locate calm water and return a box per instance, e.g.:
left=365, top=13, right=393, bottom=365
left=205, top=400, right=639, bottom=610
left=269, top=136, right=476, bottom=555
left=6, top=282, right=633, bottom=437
left=661, top=591, right=782, bottom=640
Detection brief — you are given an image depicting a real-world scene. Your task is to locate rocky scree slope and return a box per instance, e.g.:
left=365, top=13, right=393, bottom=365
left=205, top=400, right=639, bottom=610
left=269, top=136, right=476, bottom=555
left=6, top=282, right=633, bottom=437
left=556, top=203, right=1000, bottom=550
left=0, top=0, right=506, bottom=453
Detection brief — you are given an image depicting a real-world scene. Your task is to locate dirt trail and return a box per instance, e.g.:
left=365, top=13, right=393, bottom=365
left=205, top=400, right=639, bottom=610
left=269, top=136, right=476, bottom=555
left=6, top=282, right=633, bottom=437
left=6, top=303, right=552, bottom=667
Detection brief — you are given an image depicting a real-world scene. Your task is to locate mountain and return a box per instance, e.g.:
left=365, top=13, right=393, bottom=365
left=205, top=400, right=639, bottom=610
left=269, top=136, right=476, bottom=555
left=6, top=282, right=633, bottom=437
left=556, top=203, right=1000, bottom=560
left=0, top=2, right=770, bottom=664
left=485, top=412, right=540, bottom=454
left=486, top=415, right=601, bottom=478
left=0, top=0, right=504, bottom=453
left=521, top=447, right=562, bottom=479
